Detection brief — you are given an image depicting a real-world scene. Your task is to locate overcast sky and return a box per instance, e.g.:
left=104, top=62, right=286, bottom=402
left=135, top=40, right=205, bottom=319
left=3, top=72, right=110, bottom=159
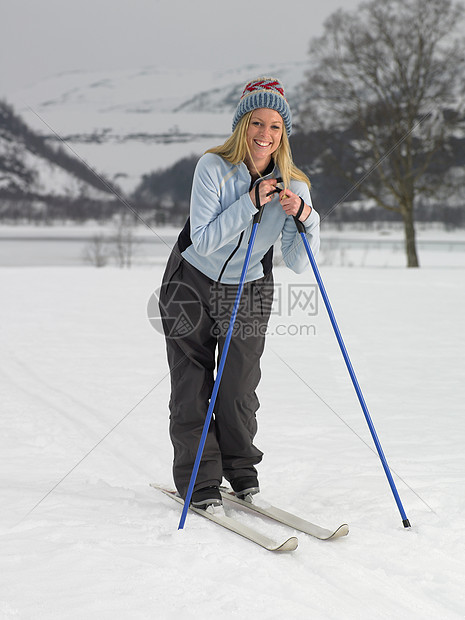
left=0, top=0, right=364, bottom=96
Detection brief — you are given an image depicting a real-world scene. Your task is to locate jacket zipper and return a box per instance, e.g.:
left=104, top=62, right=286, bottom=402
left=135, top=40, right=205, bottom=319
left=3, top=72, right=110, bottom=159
left=217, top=230, right=244, bottom=282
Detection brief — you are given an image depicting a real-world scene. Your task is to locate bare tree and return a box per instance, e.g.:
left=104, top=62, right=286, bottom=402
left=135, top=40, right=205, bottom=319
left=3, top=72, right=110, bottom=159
left=301, top=0, right=465, bottom=267
left=112, top=214, right=140, bottom=268
left=83, top=234, right=110, bottom=267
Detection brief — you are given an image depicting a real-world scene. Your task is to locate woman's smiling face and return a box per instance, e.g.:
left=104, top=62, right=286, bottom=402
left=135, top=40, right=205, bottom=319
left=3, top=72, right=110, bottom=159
left=245, top=108, right=283, bottom=174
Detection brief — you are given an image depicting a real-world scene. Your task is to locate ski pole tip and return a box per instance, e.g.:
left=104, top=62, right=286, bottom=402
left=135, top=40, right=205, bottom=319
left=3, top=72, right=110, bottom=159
left=178, top=510, right=188, bottom=530
left=402, top=518, right=411, bottom=528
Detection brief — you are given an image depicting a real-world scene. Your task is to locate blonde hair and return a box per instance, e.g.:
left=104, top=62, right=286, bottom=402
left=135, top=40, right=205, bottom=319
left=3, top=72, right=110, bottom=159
left=205, top=111, right=310, bottom=191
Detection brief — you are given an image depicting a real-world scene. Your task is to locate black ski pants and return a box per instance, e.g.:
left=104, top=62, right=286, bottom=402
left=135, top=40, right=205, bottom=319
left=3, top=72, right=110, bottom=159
left=159, top=245, right=273, bottom=499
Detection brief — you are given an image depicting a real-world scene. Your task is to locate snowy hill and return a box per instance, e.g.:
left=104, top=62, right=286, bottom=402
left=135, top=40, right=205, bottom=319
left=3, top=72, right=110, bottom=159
left=8, top=63, right=308, bottom=192
left=0, top=100, right=117, bottom=203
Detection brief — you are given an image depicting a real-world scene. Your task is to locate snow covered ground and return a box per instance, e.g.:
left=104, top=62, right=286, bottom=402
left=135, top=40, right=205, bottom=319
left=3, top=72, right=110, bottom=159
left=1, top=245, right=465, bottom=618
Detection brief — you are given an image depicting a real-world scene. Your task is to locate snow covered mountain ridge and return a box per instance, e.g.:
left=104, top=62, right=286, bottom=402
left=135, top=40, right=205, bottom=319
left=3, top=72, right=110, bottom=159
left=0, top=100, right=116, bottom=204
left=12, top=62, right=306, bottom=117
left=7, top=62, right=308, bottom=192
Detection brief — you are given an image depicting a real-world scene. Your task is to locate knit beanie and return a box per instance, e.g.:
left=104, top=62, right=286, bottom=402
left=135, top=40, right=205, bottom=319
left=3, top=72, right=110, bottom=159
left=232, top=77, right=292, bottom=137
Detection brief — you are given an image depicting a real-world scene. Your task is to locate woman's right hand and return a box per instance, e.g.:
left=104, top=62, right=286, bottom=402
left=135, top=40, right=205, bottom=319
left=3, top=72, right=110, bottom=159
left=249, top=178, right=279, bottom=208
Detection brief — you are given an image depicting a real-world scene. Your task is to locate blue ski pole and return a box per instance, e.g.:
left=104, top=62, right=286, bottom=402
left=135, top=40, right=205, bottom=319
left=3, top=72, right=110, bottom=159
left=178, top=183, right=267, bottom=530
left=294, top=216, right=411, bottom=528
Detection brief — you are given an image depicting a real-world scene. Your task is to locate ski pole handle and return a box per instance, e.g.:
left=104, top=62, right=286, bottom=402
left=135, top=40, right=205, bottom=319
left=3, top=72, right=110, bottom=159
left=294, top=216, right=305, bottom=233
left=253, top=181, right=267, bottom=225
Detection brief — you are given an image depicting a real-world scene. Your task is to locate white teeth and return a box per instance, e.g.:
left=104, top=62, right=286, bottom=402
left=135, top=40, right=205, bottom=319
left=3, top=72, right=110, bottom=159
left=255, top=140, right=271, bottom=147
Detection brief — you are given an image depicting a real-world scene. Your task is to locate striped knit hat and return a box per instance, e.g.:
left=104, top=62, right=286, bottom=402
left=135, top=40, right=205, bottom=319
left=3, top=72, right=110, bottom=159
left=232, top=76, right=292, bottom=137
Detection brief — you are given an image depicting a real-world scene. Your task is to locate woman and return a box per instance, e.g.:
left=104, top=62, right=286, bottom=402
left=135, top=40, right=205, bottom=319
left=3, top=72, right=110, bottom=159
left=159, top=77, right=320, bottom=508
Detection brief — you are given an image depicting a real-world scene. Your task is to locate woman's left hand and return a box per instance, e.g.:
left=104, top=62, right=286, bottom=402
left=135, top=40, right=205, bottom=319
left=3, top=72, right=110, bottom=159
left=279, top=188, right=312, bottom=222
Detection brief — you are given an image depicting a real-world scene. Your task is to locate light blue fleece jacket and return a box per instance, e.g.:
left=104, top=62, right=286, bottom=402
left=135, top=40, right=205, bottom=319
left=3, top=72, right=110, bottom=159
left=181, top=153, right=320, bottom=284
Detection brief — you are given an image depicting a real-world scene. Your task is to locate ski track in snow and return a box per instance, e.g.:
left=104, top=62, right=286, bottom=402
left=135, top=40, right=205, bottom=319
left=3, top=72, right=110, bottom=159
left=1, top=263, right=465, bottom=619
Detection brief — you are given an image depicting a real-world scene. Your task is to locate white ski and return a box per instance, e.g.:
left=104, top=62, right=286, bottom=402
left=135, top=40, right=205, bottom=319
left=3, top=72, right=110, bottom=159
left=220, top=489, right=349, bottom=540
left=151, top=484, right=298, bottom=552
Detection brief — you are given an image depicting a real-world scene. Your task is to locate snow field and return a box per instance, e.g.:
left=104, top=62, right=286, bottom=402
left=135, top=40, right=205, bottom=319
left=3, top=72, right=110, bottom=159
left=1, top=263, right=464, bottom=619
